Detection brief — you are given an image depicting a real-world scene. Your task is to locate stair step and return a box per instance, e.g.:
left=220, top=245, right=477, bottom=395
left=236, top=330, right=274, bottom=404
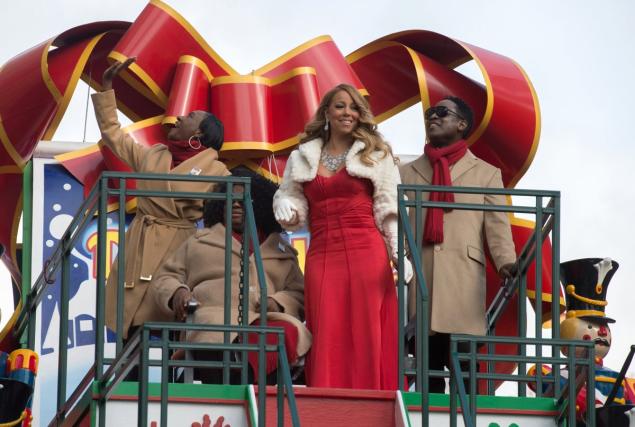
left=260, top=387, right=399, bottom=427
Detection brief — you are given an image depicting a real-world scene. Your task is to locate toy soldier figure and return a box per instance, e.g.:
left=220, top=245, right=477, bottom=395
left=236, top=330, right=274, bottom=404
left=559, top=258, right=634, bottom=426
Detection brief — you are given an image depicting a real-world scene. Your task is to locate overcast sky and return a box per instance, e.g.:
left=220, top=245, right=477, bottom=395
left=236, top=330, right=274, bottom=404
left=1, top=0, right=634, bottom=375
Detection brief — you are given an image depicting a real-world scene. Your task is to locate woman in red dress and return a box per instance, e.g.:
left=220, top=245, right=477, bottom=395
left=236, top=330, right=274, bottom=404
left=273, top=84, right=412, bottom=390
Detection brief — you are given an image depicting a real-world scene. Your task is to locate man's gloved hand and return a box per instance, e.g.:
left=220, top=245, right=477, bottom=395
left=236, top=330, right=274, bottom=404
left=498, top=262, right=518, bottom=280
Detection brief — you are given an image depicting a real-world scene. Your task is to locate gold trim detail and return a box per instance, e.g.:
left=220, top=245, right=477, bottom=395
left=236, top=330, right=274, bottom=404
left=108, top=51, right=168, bottom=107
left=210, top=67, right=317, bottom=88
left=0, top=165, right=22, bottom=174
left=0, top=114, right=25, bottom=168
left=405, top=47, right=431, bottom=121
left=242, top=160, right=282, bottom=183
left=566, top=284, right=608, bottom=306
left=346, top=40, right=400, bottom=64
left=374, top=95, right=420, bottom=124
left=54, top=144, right=100, bottom=162
left=43, top=33, right=105, bottom=140
left=123, top=115, right=164, bottom=133
left=150, top=0, right=237, bottom=75
left=40, top=38, right=63, bottom=101
left=178, top=55, right=214, bottom=82
left=220, top=136, right=300, bottom=153
left=10, top=192, right=22, bottom=263
left=254, top=35, right=332, bottom=76
left=566, top=309, right=606, bottom=319
left=507, top=59, right=541, bottom=188
left=525, top=289, right=566, bottom=306
left=453, top=41, right=493, bottom=147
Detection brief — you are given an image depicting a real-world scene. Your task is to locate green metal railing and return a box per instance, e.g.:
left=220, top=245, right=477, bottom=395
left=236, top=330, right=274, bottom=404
left=397, top=184, right=562, bottom=427
left=98, top=323, right=300, bottom=427
left=14, top=171, right=300, bottom=426
left=448, top=335, right=596, bottom=427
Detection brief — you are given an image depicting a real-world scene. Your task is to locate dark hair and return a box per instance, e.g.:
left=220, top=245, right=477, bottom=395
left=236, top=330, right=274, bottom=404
left=443, top=96, right=474, bottom=138
left=199, top=113, right=224, bottom=151
left=203, top=166, right=281, bottom=236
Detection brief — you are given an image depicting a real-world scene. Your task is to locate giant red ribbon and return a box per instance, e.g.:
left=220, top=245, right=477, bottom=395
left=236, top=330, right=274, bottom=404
left=0, top=0, right=557, bottom=373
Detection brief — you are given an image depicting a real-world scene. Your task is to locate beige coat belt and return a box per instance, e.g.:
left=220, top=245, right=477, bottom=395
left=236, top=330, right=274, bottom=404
left=131, top=214, right=196, bottom=284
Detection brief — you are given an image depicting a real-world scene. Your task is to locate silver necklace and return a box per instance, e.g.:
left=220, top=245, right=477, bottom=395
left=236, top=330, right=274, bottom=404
left=320, top=147, right=350, bottom=172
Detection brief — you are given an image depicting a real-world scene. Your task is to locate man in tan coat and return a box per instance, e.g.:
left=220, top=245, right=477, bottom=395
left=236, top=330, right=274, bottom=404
left=151, top=167, right=310, bottom=384
left=400, top=96, right=517, bottom=392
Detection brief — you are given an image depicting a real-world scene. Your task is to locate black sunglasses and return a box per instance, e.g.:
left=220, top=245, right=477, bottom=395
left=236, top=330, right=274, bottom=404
left=424, top=105, right=464, bottom=120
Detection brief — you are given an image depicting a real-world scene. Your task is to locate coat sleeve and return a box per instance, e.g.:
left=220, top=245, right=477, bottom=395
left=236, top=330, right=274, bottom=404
left=484, top=168, right=517, bottom=271
left=92, top=90, right=148, bottom=171
left=372, top=153, right=401, bottom=235
left=268, top=259, right=305, bottom=321
left=209, top=159, right=231, bottom=177
left=273, top=150, right=309, bottom=231
left=150, top=237, right=191, bottom=317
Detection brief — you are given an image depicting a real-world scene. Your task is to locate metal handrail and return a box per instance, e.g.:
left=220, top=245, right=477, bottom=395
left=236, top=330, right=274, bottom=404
left=397, top=184, right=561, bottom=427
left=448, top=335, right=596, bottom=427
left=16, top=171, right=300, bottom=426
left=95, top=323, right=300, bottom=427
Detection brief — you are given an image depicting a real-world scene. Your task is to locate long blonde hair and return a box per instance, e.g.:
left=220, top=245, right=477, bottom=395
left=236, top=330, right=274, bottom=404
left=299, top=83, right=394, bottom=166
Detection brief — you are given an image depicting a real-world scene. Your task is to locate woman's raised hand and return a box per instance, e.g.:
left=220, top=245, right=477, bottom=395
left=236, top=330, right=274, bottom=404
left=102, top=57, right=136, bottom=91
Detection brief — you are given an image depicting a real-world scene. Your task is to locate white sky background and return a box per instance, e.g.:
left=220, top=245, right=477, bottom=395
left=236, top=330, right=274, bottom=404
left=1, top=0, right=634, bottom=377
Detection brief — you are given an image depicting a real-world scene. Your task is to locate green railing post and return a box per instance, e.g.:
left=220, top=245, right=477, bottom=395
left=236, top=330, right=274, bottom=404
left=567, top=345, right=576, bottom=423
left=240, top=189, right=252, bottom=384
left=487, top=331, right=495, bottom=395
left=277, top=329, right=300, bottom=427
left=277, top=332, right=284, bottom=427
left=116, top=178, right=127, bottom=353
left=160, top=328, right=169, bottom=427
left=518, top=272, right=527, bottom=397
left=551, top=196, right=561, bottom=398
left=397, top=189, right=405, bottom=392
left=468, top=339, right=477, bottom=420
left=138, top=327, right=150, bottom=427
left=223, top=182, right=234, bottom=385
left=449, top=345, right=457, bottom=427
left=398, top=186, right=430, bottom=427
left=449, top=349, right=474, bottom=427
left=586, top=346, right=596, bottom=427
left=56, top=241, right=70, bottom=415
left=535, top=197, right=544, bottom=397
left=420, top=296, right=429, bottom=427
left=21, top=160, right=34, bottom=349
left=95, top=176, right=110, bottom=427
left=243, top=191, right=270, bottom=425
left=95, top=176, right=108, bottom=383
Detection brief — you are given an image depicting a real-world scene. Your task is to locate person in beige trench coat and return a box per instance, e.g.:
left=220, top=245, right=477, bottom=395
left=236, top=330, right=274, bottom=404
left=93, top=59, right=230, bottom=339
left=400, top=96, right=516, bottom=392
left=151, top=167, right=310, bottom=383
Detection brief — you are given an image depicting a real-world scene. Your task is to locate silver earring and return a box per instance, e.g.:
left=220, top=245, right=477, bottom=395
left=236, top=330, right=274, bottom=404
left=188, top=135, right=202, bottom=150
left=324, top=120, right=329, bottom=132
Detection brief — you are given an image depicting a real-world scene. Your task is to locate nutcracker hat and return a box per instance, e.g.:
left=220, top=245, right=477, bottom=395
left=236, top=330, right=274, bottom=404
left=560, top=257, right=617, bottom=323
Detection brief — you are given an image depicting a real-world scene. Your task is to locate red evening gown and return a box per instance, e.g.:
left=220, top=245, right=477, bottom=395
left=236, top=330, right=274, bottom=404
left=303, top=168, right=398, bottom=390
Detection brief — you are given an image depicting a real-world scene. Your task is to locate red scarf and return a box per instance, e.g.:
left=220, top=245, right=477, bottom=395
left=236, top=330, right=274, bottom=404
left=167, top=140, right=202, bottom=168
left=423, top=140, right=468, bottom=243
